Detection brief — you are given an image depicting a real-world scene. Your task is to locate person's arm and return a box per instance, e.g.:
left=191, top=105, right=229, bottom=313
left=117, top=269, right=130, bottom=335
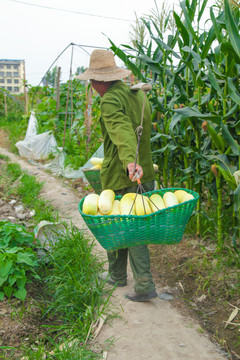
left=101, top=97, right=139, bottom=171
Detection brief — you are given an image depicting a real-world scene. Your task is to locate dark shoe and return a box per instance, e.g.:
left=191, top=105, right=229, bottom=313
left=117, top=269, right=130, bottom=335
left=99, top=271, right=127, bottom=287
left=125, top=290, right=158, bottom=302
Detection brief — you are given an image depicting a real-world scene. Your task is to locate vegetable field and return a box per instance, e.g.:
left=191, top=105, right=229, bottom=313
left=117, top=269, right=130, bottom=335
left=109, top=0, right=240, bottom=251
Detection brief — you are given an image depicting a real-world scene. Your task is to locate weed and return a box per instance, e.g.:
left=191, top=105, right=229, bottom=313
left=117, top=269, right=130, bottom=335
left=16, top=174, right=43, bottom=205
left=43, top=226, right=110, bottom=329
left=0, top=154, right=9, bottom=161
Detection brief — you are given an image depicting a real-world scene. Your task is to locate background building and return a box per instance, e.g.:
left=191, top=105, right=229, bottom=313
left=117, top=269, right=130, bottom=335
left=0, top=59, right=25, bottom=95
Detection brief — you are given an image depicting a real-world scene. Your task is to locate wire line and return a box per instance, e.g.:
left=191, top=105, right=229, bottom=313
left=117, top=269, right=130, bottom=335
left=8, top=0, right=134, bottom=22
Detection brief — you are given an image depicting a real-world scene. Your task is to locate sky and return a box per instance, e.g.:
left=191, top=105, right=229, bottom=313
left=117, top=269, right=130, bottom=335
left=1, top=0, right=183, bottom=86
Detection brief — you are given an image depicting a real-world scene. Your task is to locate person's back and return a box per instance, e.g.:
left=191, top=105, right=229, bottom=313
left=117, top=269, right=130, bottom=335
left=100, top=80, right=155, bottom=190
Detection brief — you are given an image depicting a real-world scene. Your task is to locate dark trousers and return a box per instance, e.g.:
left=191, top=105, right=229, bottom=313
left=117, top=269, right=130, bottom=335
left=107, top=180, right=156, bottom=294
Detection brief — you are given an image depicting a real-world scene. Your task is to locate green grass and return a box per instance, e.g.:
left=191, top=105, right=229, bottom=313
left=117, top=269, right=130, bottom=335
left=18, top=226, right=112, bottom=359
left=0, top=154, right=10, bottom=161
left=0, top=116, right=27, bottom=153
left=0, top=159, right=58, bottom=224
left=43, top=226, right=110, bottom=330
left=0, top=158, right=114, bottom=359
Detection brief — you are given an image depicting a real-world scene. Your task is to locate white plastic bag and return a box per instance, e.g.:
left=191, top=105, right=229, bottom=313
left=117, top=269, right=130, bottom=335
left=16, top=111, right=58, bottom=160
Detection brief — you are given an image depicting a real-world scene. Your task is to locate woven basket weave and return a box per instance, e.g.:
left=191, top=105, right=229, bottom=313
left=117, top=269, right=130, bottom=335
left=78, top=188, right=199, bottom=251
left=82, top=169, right=102, bottom=194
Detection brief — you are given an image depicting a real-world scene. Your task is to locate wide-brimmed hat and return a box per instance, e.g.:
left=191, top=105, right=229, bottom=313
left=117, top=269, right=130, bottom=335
left=76, top=49, right=132, bottom=82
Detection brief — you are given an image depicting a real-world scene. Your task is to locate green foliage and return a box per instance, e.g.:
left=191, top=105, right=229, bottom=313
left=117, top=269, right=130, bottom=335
left=110, top=0, right=240, bottom=250
left=0, top=90, right=24, bottom=118
left=16, top=173, right=43, bottom=205
left=0, top=221, right=40, bottom=300
left=5, top=162, right=22, bottom=181
left=44, top=227, right=108, bottom=328
left=42, top=66, right=58, bottom=87
left=28, top=79, right=102, bottom=169
left=0, top=115, right=28, bottom=153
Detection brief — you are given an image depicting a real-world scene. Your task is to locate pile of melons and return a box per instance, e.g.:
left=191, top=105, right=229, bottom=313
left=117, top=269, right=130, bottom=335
left=82, top=189, right=194, bottom=216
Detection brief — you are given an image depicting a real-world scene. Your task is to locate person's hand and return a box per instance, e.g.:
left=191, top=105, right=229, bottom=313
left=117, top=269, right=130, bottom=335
left=127, top=163, right=143, bottom=181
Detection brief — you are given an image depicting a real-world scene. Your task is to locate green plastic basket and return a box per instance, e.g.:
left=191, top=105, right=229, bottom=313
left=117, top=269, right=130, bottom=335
left=78, top=188, right=199, bottom=251
left=82, top=168, right=102, bottom=195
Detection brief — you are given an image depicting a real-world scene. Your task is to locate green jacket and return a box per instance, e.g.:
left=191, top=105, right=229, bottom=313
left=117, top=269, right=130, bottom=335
left=100, top=81, right=155, bottom=190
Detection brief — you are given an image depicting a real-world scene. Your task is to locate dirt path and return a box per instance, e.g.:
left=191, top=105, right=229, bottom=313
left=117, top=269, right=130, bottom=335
left=0, top=147, right=227, bottom=360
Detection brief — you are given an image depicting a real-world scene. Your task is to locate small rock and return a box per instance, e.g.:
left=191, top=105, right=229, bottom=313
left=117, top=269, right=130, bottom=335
left=14, top=205, right=24, bottom=212
left=9, top=199, right=17, bottom=205
left=158, top=292, right=174, bottom=301
left=196, top=294, right=207, bottom=302
left=179, top=343, right=186, bottom=347
left=7, top=216, right=16, bottom=221
left=29, top=210, right=36, bottom=217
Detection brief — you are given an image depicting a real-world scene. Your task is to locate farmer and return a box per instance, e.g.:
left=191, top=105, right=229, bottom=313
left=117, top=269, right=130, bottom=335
left=76, top=49, right=157, bottom=302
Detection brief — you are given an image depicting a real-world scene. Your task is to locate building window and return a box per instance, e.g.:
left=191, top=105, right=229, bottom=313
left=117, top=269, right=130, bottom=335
left=14, top=79, right=19, bottom=84
left=0, top=72, right=4, bottom=77
left=14, top=72, right=19, bottom=77
left=0, top=65, right=3, bottom=69
left=0, top=86, right=5, bottom=89
left=7, top=86, right=12, bottom=91
left=7, top=79, right=12, bottom=84
left=13, top=65, right=19, bottom=70
left=14, top=87, right=19, bottom=92
left=6, top=72, right=12, bottom=77
left=0, top=79, right=4, bottom=83
left=6, top=65, right=11, bottom=69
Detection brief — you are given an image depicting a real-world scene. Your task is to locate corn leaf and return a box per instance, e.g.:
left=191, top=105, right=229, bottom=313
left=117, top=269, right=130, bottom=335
left=173, top=11, right=189, bottom=46
left=173, top=106, right=221, bottom=122
left=181, top=46, right=202, bottom=63
left=151, top=37, right=181, bottom=59
left=108, top=41, right=145, bottom=81
left=198, top=0, right=208, bottom=22
left=223, top=103, right=239, bottom=118
left=234, top=183, right=240, bottom=212
left=221, top=122, right=240, bottom=155
left=227, top=77, right=240, bottom=105
left=224, top=307, right=239, bottom=329
left=217, top=165, right=237, bottom=191
left=210, top=7, right=224, bottom=44
left=180, top=1, right=198, bottom=42
left=224, top=0, right=240, bottom=59
left=207, top=68, right=224, bottom=97
left=221, top=42, right=240, bottom=65
left=201, top=23, right=216, bottom=59
left=207, top=123, right=225, bottom=154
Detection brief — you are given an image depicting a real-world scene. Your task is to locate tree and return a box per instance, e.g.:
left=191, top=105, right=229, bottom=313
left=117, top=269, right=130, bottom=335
left=42, top=66, right=58, bottom=87
left=75, top=66, right=85, bottom=76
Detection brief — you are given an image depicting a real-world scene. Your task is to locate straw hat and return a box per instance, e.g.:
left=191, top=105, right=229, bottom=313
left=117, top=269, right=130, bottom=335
left=76, top=49, right=132, bottom=81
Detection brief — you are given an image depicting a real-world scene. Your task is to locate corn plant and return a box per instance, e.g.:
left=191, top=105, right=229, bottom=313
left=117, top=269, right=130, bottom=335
left=109, top=0, right=240, bottom=249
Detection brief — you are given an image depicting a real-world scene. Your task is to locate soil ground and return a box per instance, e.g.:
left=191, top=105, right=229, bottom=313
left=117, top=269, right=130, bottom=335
left=0, top=142, right=239, bottom=360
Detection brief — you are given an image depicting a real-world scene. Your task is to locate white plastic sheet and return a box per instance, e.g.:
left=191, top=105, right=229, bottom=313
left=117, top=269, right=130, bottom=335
left=16, top=111, right=58, bottom=160
left=16, top=111, right=104, bottom=180
left=43, top=144, right=104, bottom=179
